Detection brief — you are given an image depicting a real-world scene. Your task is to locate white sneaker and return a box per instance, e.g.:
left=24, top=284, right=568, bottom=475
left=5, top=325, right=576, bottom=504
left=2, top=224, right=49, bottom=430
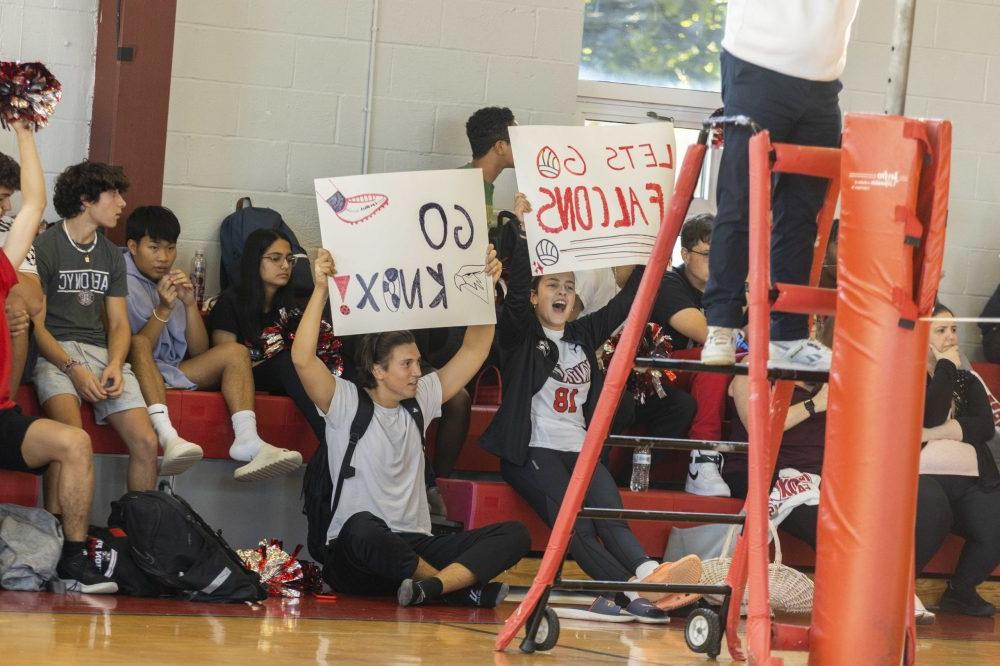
left=702, top=326, right=737, bottom=366
left=685, top=450, right=731, bottom=497
left=159, top=436, right=204, bottom=476
left=233, top=443, right=303, bottom=482
left=915, top=594, right=936, bottom=625
left=768, top=339, right=832, bottom=372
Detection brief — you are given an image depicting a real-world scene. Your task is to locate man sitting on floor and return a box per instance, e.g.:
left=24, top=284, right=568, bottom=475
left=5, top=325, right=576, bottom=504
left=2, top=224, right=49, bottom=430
left=0, top=121, right=115, bottom=594
left=32, top=162, right=199, bottom=492
left=292, top=247, right=530, bottom=607
left=123, top=205, right=301, bottom=481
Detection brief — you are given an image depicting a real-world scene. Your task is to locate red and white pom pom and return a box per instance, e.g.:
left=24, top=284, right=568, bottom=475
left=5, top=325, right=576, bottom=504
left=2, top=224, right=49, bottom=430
left=598, top=322, right=677, bottom=404
left=0, top=61, right=62, bottom=130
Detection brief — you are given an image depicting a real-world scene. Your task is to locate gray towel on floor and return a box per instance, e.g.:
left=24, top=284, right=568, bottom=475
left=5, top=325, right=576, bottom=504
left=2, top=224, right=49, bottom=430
left=0, top=504, right=62, bottom=591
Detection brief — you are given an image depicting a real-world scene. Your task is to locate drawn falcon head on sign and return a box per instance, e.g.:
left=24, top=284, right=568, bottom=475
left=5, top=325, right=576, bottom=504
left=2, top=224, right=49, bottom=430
left=325, top=182, right=389, bottom=225
left=453, top=264, right=490, bottom=303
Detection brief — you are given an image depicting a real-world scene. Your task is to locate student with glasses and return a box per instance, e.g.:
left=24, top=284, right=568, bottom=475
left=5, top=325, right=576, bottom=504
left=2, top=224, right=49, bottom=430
left=124, top=208, right=301, bottom=481
left=209, top=228, right=345, bottom=453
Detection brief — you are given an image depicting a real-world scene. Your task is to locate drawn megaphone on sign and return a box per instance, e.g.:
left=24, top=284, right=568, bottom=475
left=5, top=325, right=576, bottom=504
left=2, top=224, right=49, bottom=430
left=453, top=265, right=490, bottom=303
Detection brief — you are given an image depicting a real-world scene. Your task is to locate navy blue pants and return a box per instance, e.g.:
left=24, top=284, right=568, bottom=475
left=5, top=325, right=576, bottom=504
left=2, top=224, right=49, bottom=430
left=703, top=51, right=843, bottom=341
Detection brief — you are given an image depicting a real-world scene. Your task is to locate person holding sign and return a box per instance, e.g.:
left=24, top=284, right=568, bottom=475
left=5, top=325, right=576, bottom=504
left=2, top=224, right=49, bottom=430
left=293, top=245, right=531, bottom=607
left=481, top=224, right=703, bottom=623
left=700, top=0, right=859, bottom=369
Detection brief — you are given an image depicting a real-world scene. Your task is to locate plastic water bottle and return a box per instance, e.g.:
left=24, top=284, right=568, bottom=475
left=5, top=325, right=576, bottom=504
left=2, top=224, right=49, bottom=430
left=191, top=250, right=206, bottom=310
left=630, top=446, right=652, bottom=492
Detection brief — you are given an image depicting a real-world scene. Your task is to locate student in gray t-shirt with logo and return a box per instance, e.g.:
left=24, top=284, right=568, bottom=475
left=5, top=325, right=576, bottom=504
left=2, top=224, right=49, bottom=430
left=32, top=162, right=203, bottom=493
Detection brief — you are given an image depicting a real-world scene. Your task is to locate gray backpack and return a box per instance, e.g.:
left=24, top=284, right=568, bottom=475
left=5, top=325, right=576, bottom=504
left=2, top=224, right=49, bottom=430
left=0, top=504, right=61, bottom=591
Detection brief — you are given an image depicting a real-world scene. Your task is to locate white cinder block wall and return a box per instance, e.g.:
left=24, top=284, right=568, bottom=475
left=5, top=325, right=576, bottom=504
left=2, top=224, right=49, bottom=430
left=0, top=0, right=97, bottom=221
left=842, top=0, right=1000, bottom=360
left=162, top=0, right=586, bottom=298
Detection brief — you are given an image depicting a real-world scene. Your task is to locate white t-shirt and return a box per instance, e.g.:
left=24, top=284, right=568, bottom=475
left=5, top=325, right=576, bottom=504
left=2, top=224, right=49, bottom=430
left=529, top=327, right=592, bottom=453
left=0, top=216, right=37, bottom=275
left=722, top=0, right=861, bottom=81
left=322, top=372, right=443, bottom=541
left=573, top=268, right=619, bottom=317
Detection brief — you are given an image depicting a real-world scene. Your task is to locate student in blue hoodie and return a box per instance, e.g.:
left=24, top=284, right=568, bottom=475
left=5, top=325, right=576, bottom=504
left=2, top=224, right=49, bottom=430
left=123, top=206, right=302, bottom=481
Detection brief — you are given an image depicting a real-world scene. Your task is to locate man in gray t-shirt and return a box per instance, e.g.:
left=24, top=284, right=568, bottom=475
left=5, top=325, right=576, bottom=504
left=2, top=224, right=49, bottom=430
left=32, top=162, right=203, bottom=492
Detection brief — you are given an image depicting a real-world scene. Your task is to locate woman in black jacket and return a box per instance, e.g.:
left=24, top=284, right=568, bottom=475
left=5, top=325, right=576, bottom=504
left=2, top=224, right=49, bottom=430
left=916, top=303, right=1000, bottom=617
left=480, top=222, right=699, bottom=624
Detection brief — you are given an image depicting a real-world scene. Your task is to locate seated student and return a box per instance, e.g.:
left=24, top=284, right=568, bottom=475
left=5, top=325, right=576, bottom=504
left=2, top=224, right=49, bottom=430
left=209, top=228, right=344, bottom=449
left=918, top=303, right=1000, bottom=617
left=123, top=206, right=301, bottom=481
left=1, top=121, right=115, bottom=594
left=0, top=152, right=44, bottom=396
left=652, top=214, right=734, bottom=497
left=482, top=217, right=701, bottom=623
left=32, top=162, right=193, bottom=493
left=293, top=246, right=530, bottom=607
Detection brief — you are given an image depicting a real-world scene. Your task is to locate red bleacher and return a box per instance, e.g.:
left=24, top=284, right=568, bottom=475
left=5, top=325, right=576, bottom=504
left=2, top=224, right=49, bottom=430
left=3, top=363, right=999, bottom=577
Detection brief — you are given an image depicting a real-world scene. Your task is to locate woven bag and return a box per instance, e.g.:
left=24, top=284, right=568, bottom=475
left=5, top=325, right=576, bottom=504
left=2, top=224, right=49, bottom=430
left=700, top=520, right=813, bottom=614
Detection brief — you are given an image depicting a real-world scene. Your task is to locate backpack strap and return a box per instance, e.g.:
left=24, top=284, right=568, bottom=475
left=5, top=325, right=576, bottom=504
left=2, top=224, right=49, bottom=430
left=330, top=389, right=375, bottom=520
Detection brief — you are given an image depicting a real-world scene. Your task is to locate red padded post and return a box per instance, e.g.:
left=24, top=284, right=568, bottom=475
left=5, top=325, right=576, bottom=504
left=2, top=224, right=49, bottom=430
left=810, top=114, right=945, bottom=664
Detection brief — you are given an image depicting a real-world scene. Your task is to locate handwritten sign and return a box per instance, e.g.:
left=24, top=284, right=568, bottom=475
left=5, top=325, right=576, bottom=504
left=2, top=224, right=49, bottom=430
left=314, top=169, right=495, bottom=335
left=510, top=122, right=675, bottom=275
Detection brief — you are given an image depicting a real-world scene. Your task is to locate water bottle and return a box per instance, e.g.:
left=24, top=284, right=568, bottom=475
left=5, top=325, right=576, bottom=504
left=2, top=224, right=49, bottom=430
left=191, top=250, right=206, bottom=310
left=630, top=446, right=652, bottom=492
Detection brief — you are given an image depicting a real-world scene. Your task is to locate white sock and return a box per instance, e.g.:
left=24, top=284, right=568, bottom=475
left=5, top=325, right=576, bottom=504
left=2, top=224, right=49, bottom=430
left=636, top=560, right=659, bottom=581
left=229, top=410, right=267, bottom=462
left=147, top=404, right=179, bottom=447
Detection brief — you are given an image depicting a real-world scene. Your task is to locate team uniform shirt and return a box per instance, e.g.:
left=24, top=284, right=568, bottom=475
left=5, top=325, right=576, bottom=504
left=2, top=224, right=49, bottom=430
left=124, top=252, right=197, bottom=390
left=529, top=327, right=592, bottom=453
left=0, top=216, right=37, bottom=275
left=34, top=222, right=127, bottom=348
left=0, top=250, right=17, bottom=408
left=323, top=372, right=443, bottom=541
left=722, top=0, right=861, bottom=81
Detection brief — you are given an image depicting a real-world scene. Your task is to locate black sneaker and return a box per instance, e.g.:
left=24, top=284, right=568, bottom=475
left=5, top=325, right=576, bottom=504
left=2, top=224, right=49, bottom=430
left=397, top=579, right=428, bottom=607
left=56, top=551, right=118, bottom=595
left=442, top=581, right=509, bottom=608
left=938, top=583, right=997, bottom=617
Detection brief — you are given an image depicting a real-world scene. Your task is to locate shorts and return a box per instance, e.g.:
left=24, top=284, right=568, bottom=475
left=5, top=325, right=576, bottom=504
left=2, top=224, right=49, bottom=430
left=33, top=340, right=146, bottom=425
left=0, top=406, right=44, bottom=474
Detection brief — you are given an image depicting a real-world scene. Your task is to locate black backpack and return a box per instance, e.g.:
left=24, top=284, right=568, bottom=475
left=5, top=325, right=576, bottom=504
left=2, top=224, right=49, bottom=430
left=219, top=197, right=313, bottom=295
left=87, top=525, right=163, bottom=597
left=302, top=389, right=424, bottom=562
left=109, top=491, right=267, bottom=603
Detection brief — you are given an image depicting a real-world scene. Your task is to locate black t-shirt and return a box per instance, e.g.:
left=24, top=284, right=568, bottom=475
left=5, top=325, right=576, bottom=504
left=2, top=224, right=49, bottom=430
left=654, top=265, right=703, bottom=350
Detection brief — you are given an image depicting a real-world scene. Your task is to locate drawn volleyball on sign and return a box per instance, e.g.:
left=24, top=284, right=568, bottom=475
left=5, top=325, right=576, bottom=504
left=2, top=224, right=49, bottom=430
left=382, top=268, right=402, bottom=312
left=536, top=146, right=561, bottom=179
left=535, top=239, right=560, bottom=266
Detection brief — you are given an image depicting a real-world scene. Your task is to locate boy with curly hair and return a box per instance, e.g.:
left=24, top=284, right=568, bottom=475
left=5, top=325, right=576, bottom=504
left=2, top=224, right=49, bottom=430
left=32, top=162, right=203, bottom=495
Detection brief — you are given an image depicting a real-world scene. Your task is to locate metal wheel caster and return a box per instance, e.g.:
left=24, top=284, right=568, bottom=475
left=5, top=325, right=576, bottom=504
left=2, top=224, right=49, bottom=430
left=520, top=606, right=560, bottom=653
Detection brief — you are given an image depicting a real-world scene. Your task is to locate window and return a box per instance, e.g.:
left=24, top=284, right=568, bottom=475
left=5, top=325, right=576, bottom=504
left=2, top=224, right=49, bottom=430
left=577, top=0, right=726, bottom=235
left=580, top=0, right=726, bottom=92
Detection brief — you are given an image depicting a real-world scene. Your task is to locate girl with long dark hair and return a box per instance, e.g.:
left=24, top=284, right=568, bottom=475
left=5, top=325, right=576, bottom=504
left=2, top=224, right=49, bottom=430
left=209, top=228, right=343, bottom=445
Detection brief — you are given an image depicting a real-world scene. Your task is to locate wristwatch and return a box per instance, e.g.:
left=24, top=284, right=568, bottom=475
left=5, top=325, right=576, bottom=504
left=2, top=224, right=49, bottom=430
left=60, top=357, right=83, bottom=374
left=804, top=399, right=817, bottom=417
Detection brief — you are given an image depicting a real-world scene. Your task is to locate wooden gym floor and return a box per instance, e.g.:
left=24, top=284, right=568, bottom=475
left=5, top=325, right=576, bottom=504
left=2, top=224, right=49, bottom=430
left=2, top=583, right=999, bottom=665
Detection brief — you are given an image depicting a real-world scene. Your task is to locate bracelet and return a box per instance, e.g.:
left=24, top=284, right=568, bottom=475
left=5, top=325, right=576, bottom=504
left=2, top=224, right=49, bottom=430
left=60, top=358, right=82, bottom=374
left=152, top=307, right=170, bottom=323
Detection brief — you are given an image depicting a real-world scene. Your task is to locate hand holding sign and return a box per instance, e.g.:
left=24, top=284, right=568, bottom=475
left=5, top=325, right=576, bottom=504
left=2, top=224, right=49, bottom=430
left=510, top=123, right=675, bottom=275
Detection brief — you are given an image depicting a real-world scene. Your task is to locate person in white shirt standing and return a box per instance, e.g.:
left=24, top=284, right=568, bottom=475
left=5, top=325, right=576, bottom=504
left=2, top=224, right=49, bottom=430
left=701, top=0, right=861, bottom=369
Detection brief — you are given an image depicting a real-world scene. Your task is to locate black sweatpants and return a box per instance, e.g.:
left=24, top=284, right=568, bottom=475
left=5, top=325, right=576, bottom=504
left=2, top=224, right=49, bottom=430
left=502, top=447, right=652, bottom=582
left=322, top=511, right=531, bottom=595
left=253, top=350, right=326, bottom=444
left=915, top=475, right=1000, bottom=592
